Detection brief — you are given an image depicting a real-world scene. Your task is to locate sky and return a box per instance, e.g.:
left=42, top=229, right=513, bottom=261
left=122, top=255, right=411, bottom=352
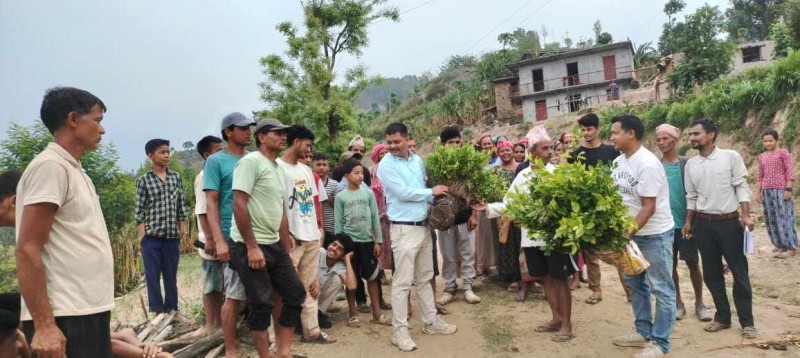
left=0, top=0, right=727, bottom=169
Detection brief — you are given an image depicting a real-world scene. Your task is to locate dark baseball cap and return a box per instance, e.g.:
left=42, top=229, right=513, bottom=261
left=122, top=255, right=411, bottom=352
left=254, top=118, right=289, bottom=133
left=220, top=112, right=256, bottom=131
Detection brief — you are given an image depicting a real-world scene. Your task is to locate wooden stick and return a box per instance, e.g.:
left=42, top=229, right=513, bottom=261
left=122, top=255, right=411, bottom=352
left=144, top=311, right=176, bottom=343
left=204, top=343, right=225, bottom=358
left=173, top=330, right=224, bottom=358
left=138, top=293, right=149, bottom=321
left=152, top=325, right=174, bottom=343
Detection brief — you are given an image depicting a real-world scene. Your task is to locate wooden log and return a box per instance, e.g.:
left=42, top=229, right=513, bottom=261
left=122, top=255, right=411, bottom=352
left=203, top=343, right=225, bottom=358
left=137, top=312, right=165, bottom=341
left=144, top=311, right=176, bottom=343
left=152, top=325, right=173, bottom=343
left=172, top=330, right=224, bottom=358
left=157, top=335, right=197, bottom=353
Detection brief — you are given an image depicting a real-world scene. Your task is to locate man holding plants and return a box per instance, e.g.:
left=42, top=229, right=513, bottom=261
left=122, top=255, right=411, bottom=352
left=486, top=125, right=577, bottom=343
left=610, top=115, right=676, bottom=358
left=683, top=119, right=756, bottom=339
left=436, top=126, right=481, bottom=306
left=377, top=123, right=456, bottom=352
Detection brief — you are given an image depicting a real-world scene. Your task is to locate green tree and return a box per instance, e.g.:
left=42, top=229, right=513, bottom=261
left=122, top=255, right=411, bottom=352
left=724, top=0, right=785, bottom=41
left=510, top=28, right=541, bottom=56
left=564, top=34, right=574, bottom=49
left=0, top=121, right=135, bottom=235
left=634, top=41, right=658, bottom=68
left=497, top=32, right=515, bottom=49
left=182, top=141, right=194, bottom=151
left=669, top=5, right=735, bottom=95
left=259, top=0, right=399, bottom=153
left=788, top=0, right=800, bottom=48
left=596, top=32, right=613, bottom=45
left=593, top=20, right=603, bottom=38
left=660, top=0, right=687, bottom=55
left=770, top=19, right=796, bottom=58
left=441, top=55, right=478, bottom=73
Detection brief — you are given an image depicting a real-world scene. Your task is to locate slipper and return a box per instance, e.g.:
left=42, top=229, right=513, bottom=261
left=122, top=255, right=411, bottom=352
left=695, top=304, right=713, bottom=322
left=507, top=283, right=520, bottom=293
left=774, top=252, right=791, bottom=259
left=551, top=332, right=575, bottom=342
left=370, top=313, right=393, bottom=326
left=301, top=331, right=336, bottom=344
left=534, top=323, right=559, bottom=332
left=514, top=291, right=527, bottom=303
left=585, top=296, right=603, bottom=305
left=742, top=326, right=758, bottom=339
left=436, top=305, right=450, bottom=315
left=347, top=316, right=361, bottom=328
left=704, top=321, right=731, bottom=332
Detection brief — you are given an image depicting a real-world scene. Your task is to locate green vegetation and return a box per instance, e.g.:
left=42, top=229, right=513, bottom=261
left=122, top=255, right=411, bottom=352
left=598, top=51, right=800, bottom=144
left=259, top=0, right=399, bottom=154
left=425, top=145, right=508, bottom=203
left=505, top=159, right=636, bottom=255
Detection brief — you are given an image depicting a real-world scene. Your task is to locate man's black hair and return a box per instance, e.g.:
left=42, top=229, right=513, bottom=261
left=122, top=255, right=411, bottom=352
left=340, top=159, right=363, bottom=175
left=40, top=87, right=106, bottom=135
left=286, top=125, right=315, bottom=147
left=145, top=139, right=170, bottom=155
left=220, top=127, right=231, bottom=142
left=439, top=126, right=461, bottom=144
left=761, top=129, right=779, bottom=141
left=197, top=135, right=223, bottom=158
left=577, top=113, right=600, bottom=128
left=0, top=292, right=20, bottom=340
left=690, top=118, right=718, bottom=142
left=385, top=123, right=408, bottom=137
left=313, top=153, right=328, bottom=161
left=612, top=115, right=645, bottom=140
left=327, top=233, right=355, bottom=255
left=0, top=171, right=21, bottom=201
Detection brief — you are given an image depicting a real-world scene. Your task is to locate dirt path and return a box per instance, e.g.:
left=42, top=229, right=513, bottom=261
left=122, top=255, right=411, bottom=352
left=113, top=226, right=800, bottom=357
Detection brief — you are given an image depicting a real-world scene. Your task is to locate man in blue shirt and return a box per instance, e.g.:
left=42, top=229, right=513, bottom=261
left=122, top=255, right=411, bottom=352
left=377, top=123, right=456, bottom=352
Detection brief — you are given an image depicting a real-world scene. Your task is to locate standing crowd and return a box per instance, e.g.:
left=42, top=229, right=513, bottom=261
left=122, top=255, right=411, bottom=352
left=1, top=87, right=797, bottom=358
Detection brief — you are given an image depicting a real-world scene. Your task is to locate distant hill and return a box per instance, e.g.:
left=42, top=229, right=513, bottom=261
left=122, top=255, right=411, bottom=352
left=355, top=75, right=420, bottom=111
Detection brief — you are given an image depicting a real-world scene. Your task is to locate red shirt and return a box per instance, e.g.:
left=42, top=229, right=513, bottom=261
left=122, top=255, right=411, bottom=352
left=758, top=148, right=795, bottom=189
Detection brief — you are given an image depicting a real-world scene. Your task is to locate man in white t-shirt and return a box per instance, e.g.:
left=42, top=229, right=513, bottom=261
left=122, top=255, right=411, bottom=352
left=16, top=87, right=114, bottom=356
left=193, top=135, right=224, bottom=335
left=609, top=115, right=676, bottom=358
left=277, top=125, right=335, bottom=344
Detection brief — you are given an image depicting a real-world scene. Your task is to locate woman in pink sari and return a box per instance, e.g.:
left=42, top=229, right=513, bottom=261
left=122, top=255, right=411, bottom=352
left=371, top=144, right=392, bottom=279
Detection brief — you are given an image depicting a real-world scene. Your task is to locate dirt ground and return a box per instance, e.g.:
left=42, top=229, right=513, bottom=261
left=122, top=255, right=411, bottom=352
left=113, top=225, right=800, bottom=357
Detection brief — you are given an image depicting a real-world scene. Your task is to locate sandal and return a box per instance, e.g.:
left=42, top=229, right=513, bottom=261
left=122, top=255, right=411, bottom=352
left=347, top=316, right=361, bottom=328
left=742, top=326, right=758, bottom=339
left=585, top=296, right=603, bottom=305
left=552, top=332, right=575, bottom=342
left=534, top=323, right=559, bottom=332
left=370, top=313, right=392, bottom=326
left=301, top=331, right=336, bottom=344
left=507, top=283, right=520, bottom=293
left=436, top=304, right=450, bottom=315
left=704, top=321, right=731, bottom=332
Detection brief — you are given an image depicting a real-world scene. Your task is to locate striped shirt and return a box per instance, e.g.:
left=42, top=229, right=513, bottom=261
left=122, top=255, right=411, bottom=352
left=322, top=177, right=339, bottom=233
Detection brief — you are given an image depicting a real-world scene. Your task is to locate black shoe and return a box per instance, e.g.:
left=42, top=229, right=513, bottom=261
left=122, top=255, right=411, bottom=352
left=318, top=310, right=333, bottom=329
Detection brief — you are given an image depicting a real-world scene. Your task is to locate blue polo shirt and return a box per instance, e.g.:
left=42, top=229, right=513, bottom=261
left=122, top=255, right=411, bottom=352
left=376, top=152, right=433, bottom=222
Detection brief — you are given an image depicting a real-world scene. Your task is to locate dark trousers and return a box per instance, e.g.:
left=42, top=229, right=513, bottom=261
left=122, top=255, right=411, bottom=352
left=23, top=311, right=112, bottom=358
left=230, top=242, right=306, bottom=331
left=693, top=216, right=754, bottom=327
left=356, top=271, right=385, bottom=304
left=141, top=235, right=180, bottom=313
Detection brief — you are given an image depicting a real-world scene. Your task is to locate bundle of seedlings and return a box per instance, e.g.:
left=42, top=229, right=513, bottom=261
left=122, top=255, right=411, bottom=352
left=504, top=157, right=643, bottom=273
left=426, top=145, right=508, bottom=230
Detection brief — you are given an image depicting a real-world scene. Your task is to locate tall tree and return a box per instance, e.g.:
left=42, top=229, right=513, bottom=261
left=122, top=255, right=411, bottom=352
left=770, top=19, right=795, bottom=58
left=788, top=0, right=800, bottom=48
left=669, top=5, right=735, bottom=94
left=633, top=41, right=658, bottom=68
left=724, top=0, right=785, bottom=41
left=661, top=0, right=687, bottom=55
left=260, top=0, right=399, bottom=152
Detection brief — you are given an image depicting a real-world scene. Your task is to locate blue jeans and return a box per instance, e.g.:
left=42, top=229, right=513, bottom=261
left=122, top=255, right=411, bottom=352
left=141, top=235, right=180, bottom=313
left=624, top=230, right=676, bottom=353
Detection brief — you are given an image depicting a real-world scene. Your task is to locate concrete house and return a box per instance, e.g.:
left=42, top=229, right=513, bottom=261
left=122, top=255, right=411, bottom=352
left=495, top=41, right=636, bottom=122
left=731, top=40, right=776, bottom=74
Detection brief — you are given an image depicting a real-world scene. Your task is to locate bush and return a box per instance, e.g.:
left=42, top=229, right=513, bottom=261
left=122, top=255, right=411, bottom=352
left=772, top=50, right=800, bottom=96
left=641, top=103, right=669, bottom=130
left=426, top=145, right=507, bottom=203
left=505, top=159, right=636, bottom=255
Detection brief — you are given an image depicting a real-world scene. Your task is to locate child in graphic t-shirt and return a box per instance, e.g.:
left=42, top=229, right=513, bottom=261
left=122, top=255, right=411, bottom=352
left=334, top=160, right=391, bottom=326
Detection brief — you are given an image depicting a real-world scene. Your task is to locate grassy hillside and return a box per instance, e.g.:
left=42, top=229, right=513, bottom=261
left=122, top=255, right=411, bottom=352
left=355, top=75, right=420, bottom=111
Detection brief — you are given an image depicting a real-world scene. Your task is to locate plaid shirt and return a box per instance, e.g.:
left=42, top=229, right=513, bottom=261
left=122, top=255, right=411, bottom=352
left=135, top=169, right=187, bottom=238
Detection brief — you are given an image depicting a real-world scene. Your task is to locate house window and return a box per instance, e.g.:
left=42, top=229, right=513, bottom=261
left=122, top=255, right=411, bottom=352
left=535, top=100, right=547, bottom=121
left=568, top=94, right=582, bottom=113
left=741, top=47, right=763, bottom=63
left=532, top=69, right=544, bottom=92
